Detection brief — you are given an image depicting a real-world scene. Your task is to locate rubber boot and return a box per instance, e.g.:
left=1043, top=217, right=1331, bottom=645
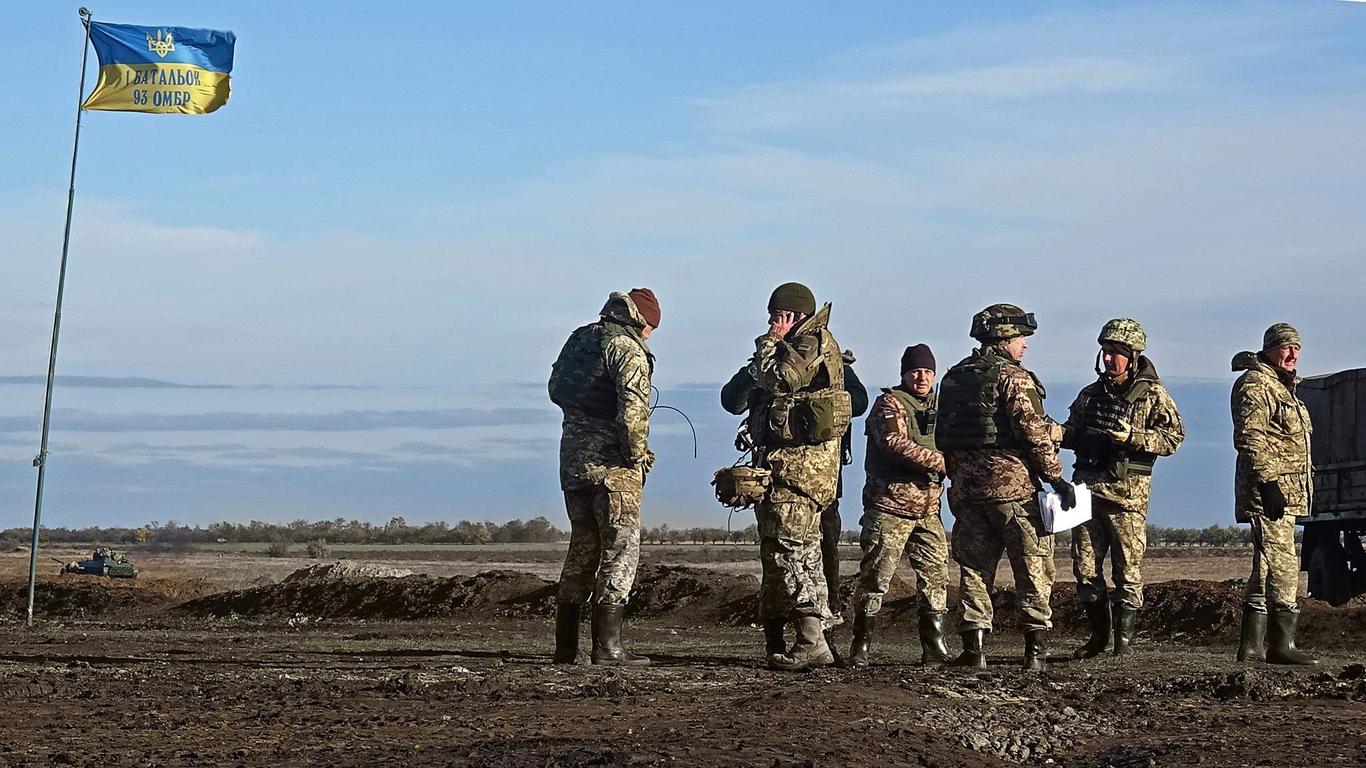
left=825, top=629, right=845, bottom=668
left=1112, top=604, right=1137, bottom=656
left=553, top=602, right=581, bottom=664
left=1073, top=600, right=1111, bottom=659
left=1235, top=609, right=1266, bottom=663
left=768, top=616, right=834, bottom=671
left=590, top=604, right=650, bottom=667
left=1266, top=609, right=1317, bottom=666
left=763, top=619, right=786, bottom=657
left=948, top=629, right=987, bottom=669
left=1023, top=629, right=1049, bottom=672
left=919, top=611, right=951, bottom=665
left=848, top=612, right=875, bottom=669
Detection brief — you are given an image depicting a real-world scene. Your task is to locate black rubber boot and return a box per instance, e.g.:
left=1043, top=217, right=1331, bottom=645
left=763, top=619, right=786, bottom=657
left=1073, top=599, right=1111, bottom=659
left=769, top=616, right=834, bottom=671
left=553, top=602, right=581, bottom=664
left=1266, top=609, right=1317, bottom=666
left=1236, top=609, right=1266, bottom=663
left=949, top=629, right=987, bottom=669
left=1112, top=604, right=1137, bottom=656
left=919, top=611, right=951, bottom=665
left=1023, top=629, right=1049, bottom=672
left=848, top=612, right=875, bottom=669
left=590, top=604, right=650, bottom=667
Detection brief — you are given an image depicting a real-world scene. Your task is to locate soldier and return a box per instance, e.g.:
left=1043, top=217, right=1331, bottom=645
left=935, top=304, right=1074, bottom=671
left=722, top=349, right=868, bottom=662
left=848, top=344, right=950, bottom=668
left=724, top=282, right=850, bottom=670
left=1231, top=323, right=1317, bottom=665
left=1063, top=319, right=1184, bottom=658
left=548, top=288, right=660, bottom=666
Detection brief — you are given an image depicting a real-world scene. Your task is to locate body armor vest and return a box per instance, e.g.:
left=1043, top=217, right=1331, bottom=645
left=864, top=388, right=938, bottom=483
left=548, top=321, right=647, bottom=418
left=934, top=352, right=1045, bottom=451
left=1073, top=378, right=1157, bottom=479
left=753, top=327, right=850, bottom=449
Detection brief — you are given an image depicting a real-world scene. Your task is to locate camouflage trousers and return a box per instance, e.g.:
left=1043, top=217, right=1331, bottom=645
left=757, top=497, right=836, bottom=627
left=854, top=508, right=948, bottom=616
left=1072, top=497, right=1147, bottom=609
left=951, top=497, right=1054, bottom=632
left=557, top=470, right=642, bottom=607
left=1246, top=514, right=1300, bottom=613
left=820, top=499, right=843, bottom=615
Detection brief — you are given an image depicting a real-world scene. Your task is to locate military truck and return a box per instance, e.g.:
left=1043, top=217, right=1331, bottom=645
left=1299, top=368, right=1366, bottom=605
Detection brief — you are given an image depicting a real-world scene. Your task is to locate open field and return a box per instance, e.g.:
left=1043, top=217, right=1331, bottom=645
left=0, top=545, right=1358, bottom=767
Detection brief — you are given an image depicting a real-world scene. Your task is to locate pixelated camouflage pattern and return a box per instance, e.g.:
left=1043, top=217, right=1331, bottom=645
left=1246, top=513, right=1301, bottom=612
left=1071, top=496, right=1147, bottom=608
left=854, top=508, right=948, bottom=615
left=743, top=304, right=845, bottom=627
left=557, top=467, right=643, bottom=606
left=1065, top=358, right=1184, bottom=512
left=970, top=303, right=1034, bottom=342
left=756, top=497, right=835, bottom=626
left=1097, top=318, right=1147, bottom=354
left=556, top=292, right=654, bottom=490
left=1231, top=351, right=1313, bottom=523
left=951, top=498, right=1054, bottom=632
left=862, top=388, right=945, bottom=518
left=1262, top=322, right=1301, bottom=351
left=944, top=346, right=1063, bottom=506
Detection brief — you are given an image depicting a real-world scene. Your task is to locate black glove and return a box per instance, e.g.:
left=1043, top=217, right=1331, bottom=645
left=1259, top=480, right=1287, bottom=521
left=1049, top=479, right=1077, bottom=511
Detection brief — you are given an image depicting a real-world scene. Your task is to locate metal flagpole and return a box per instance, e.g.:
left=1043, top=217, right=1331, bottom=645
left=27, top=7, right=95, bottom=626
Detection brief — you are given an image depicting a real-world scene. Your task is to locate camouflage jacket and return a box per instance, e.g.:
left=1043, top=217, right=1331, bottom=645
left=1232, top=351, right=1313, bottom=522
left=555, top=292, right=653, bottom=490
left=862, top=387, right=945, bottom=519
left=944, top=346, right=1063, bottom=506
left=744, top=304, right=845, bottom=508
left=1063, top=357, right=1184, bottom=512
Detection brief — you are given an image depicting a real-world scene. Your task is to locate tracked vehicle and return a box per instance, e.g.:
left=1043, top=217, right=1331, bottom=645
left=56, top=547, right=138, bottom=579
left=1299, top=367, right=1366, bottom=604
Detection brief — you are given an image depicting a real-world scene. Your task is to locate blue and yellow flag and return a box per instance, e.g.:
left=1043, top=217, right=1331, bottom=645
left=82, top=22, right=235, bottom=114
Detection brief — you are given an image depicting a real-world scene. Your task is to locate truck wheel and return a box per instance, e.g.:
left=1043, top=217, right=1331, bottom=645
left=1308, top=543, right=1350, bottom=606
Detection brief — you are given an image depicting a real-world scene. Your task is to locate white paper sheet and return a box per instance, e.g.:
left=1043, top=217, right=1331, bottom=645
left=1039, top=482, right=1092, bottom=533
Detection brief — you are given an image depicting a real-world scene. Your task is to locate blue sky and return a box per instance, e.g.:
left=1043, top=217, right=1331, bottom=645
left=1, top=2, right=1364, bottom=530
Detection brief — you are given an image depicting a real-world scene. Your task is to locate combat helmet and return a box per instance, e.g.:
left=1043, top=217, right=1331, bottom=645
left=970, top=303, right=1037, bottom=342
left=1098, top=318, right=1146, bottom=355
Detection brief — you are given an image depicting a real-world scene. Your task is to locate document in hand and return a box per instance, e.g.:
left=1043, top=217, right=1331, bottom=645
left=1038, top=483, right=1092, bottom=534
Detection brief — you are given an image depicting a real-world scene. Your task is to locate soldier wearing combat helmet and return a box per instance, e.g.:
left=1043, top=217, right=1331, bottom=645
left=723, top=282, right=851, bottom=670
left=936, top=304, right=1074, bottom=671
left=1062, top=318, right=1184, bottom=658
left=1230, top=323, right=1316, bottom=665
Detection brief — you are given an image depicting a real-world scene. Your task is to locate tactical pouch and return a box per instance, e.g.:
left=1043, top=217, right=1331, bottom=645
left=793, top=389, right=852, bottom=444
left=712, top=465, right=772, bottom=508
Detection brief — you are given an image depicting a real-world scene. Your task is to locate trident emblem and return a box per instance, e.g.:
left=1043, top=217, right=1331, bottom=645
left=146, top=29, right=176, bottom=58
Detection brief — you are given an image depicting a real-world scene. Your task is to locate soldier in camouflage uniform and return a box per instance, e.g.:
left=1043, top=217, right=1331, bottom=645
left=548, top=288, right=660, bottom=666
left=726, top=282, right=850, bottom=670
left=723, top=349, right=867, bottom=663
left=1231, top=323, right=1316, bottom=665
left=1063, top=319, right=1184, bottom=658
left=848, top=343, right=950, bottom=668
left=936, top=304, right=1074, bottom=671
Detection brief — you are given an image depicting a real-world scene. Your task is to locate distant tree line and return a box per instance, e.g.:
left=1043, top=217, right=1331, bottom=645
left=2, top=518, right=1284, bottom=548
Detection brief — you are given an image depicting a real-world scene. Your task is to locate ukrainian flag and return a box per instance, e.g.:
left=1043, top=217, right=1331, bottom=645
left=82, top=22, right=235, bottom=115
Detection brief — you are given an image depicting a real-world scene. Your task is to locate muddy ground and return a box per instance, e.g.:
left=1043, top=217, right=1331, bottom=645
left=0, top=555, right=1361, bottom=767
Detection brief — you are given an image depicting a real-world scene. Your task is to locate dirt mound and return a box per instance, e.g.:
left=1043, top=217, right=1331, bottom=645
left=0, top=577, right=217, bottom=621
left=176, top=569, right=558, bottom=621
left=626, top=563, right=757, bottom=622
left=282, top=561, right=416, bottom=582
